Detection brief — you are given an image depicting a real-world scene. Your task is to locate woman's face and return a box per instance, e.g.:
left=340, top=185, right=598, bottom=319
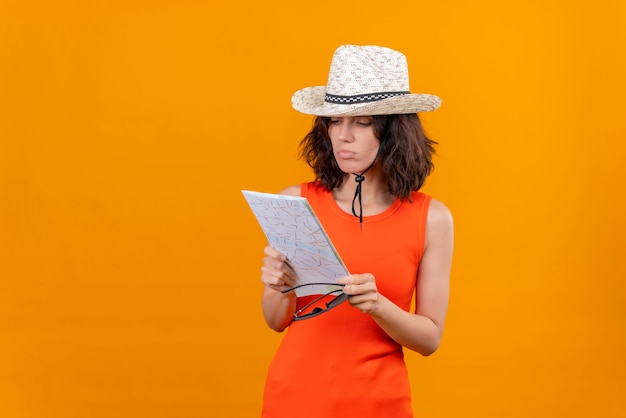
left=327, top=116, right=380, bottom=174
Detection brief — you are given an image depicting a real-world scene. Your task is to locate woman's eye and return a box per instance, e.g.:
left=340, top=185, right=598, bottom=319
left=355, top=118, right=373, bottom=127
left=330, top=119, right=341, bottom=125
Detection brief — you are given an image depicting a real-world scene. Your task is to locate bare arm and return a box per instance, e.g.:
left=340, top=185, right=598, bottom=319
left=260, top=185, right=301, bottom=332
left=338, top=199, right=454, bottom=355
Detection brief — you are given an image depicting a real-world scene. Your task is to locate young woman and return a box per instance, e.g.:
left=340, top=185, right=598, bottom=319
left=259, top=45, right=454, bottom=418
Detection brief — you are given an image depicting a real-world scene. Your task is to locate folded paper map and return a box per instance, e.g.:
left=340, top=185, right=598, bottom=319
left=242, top=190, right=349, bottom=296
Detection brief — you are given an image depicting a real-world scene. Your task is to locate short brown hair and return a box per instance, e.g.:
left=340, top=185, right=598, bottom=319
left=299, top=114, right=437, bottom=201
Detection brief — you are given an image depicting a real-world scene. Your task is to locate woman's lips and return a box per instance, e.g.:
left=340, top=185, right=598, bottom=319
left=337, top=151, right=355, bottom=159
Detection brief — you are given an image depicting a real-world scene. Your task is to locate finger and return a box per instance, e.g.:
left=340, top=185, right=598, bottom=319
left=346, top=294, right=378, bottom=311
left=280, top=272, right=296, bottom=287
left=336, top=275, right=352, bottom=286
left=338, top=273, right=374, bottom=285
left=344, top=282, right=377, bottom=298
left=263, top=254, right=285, bottom=271
left=264, top=245, right=286, bottom=261
left=263, top=258, right=297, bottom=282
left=262, top=250, right=295, bottom=275
left=261, top=265, right=296, bottom=288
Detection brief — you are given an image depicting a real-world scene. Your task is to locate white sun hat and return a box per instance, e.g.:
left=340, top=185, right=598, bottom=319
left=291, top=45, right=441, bottom=116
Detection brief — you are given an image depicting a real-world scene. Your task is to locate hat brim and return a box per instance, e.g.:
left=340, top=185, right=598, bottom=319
left=292, top=86, right=441, bottom=116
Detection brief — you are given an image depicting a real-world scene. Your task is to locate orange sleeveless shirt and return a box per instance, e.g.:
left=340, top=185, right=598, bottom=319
left=262, top=182, right=431, bottom=418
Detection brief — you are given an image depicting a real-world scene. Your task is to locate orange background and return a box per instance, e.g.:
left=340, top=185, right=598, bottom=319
left=1, top=1, right=625, bottom=417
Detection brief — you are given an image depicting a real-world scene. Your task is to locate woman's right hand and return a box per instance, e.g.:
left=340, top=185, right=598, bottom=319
left=261, top=245, right=298, bottom=331
left=261, top=245, right=297, bottom=292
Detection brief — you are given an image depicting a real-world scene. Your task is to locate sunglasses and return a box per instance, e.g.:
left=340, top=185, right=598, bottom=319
left=281, top=283, right=348, bottom=321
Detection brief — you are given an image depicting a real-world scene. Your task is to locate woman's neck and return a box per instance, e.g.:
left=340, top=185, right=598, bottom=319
left=332, top=171, right=394, bottom=216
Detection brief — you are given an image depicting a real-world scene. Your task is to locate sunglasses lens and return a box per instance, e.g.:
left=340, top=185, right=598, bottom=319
left=293, top=291, right=347, bottom=320
left=327, top=293, right=348, bottom=309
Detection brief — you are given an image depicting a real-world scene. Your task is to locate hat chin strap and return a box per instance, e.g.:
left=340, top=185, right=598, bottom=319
left=351, top=160, right=376, bottom=231
left=351, top=135, right=387, bottom=230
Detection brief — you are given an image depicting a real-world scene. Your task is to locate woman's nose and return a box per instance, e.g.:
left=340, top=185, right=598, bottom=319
left=337, top=124, right=352, bottom=141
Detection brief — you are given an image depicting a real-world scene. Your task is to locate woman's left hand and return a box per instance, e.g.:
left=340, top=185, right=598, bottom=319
left=337, top=273, right=381, bottom=315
